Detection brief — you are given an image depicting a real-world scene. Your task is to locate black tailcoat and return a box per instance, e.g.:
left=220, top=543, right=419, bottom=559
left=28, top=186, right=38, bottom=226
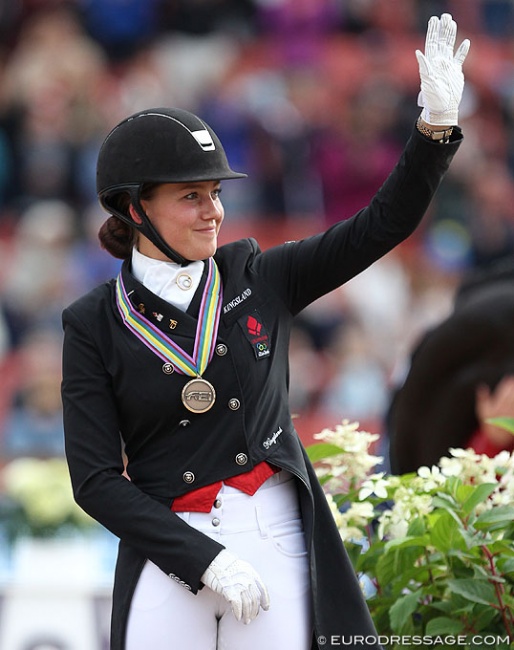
left=62, top=128, right=462, bottom=649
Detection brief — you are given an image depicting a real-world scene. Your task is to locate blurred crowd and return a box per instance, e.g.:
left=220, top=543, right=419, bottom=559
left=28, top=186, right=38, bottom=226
left=2, top=0, right=514, bottom=465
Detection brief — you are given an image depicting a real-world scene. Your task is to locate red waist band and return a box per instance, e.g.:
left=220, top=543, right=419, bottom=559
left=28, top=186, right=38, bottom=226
left=171, top=462, right=278, bottom=513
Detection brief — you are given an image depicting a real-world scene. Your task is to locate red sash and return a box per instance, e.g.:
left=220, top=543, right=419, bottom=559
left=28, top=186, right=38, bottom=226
left=171, top=462, right=278, bottom=513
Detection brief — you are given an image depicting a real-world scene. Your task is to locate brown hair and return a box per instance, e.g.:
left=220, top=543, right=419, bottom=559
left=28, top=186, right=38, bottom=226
left=98, top=184, right=158, bottom=259
left=98, top=214, right=136, bottom=260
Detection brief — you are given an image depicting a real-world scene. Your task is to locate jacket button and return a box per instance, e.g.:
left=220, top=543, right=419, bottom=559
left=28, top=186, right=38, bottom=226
left=216, top=343, right=228, bottom=356
left=213, top=499, right=222, bottom=509
left=162, top=363, right=175, bottom=374
left=179, top=419, right=190, bottom=427
left=228, top=398, right=240, bottom=411
left=212, top=517, right=221, bottom=527
left=235, top=453, right=248, bottom=466
left=183, top=471, right=195, bottom=484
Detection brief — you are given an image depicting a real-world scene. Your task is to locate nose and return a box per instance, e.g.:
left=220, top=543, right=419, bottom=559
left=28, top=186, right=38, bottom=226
left=201, top=195, right=223, bottom=221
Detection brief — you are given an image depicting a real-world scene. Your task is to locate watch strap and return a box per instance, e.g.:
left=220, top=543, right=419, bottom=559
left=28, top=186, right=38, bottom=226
left=416, top=117, right=453, bottom=143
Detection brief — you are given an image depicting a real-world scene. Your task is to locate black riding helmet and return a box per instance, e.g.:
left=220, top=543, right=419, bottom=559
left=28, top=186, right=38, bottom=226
left=96, top=107, right=247, bottom=265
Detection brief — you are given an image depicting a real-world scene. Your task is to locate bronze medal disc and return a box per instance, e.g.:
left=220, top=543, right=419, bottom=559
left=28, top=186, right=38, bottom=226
left=181, top=377, right=216, bottom=413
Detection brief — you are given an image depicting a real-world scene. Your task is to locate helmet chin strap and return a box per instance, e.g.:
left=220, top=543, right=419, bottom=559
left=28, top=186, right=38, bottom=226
left=131, top=197, right=192, bottom=267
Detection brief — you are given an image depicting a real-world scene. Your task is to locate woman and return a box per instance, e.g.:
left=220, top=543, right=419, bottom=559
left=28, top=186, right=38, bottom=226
left=62, top=14, right=469, bottom=650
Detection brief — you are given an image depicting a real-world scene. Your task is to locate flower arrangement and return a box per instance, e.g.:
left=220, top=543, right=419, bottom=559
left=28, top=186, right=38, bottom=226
left=307, top=420, right=514, bottom=648
left=0, top=457, right=96, bottom=542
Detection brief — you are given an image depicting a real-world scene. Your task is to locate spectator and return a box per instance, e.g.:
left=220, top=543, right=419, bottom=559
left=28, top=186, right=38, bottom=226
left=1, top=200, right=80, bottom=345
left=0, top=4, right=106, bottom=212
left=1, top=329, right=64, bottom=458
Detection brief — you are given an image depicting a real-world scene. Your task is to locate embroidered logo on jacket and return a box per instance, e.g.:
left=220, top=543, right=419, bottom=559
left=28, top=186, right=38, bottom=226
left=223, top=288, right=252, bottom=314
left=237, top=310, right=271, bottom=359
left=263, top=426, right=283, bottom=449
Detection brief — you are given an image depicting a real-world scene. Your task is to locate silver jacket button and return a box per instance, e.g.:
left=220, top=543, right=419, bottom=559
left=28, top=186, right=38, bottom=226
left=212, top=517, right=221, bottom=527
left=213, top=499, right=222, bottom=509
left=228, top=398, right=240, bottom=411
left=179, top=419, right=191, bottom=427
left=215, top=343, right=228, bottom=356
left=183, top=471, right=195, bottom=484
left=235, top=453, right=248, bottom=466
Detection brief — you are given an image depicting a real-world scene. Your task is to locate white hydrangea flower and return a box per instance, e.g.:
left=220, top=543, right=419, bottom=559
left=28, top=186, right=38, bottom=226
left=439, top=456, right=463, bottom=477
left=492, top=450, right=512, bottom=467
left=325, top=493, right=344, bottom=528
left=337, top=501, right=375, bottom=542
left=376, top=485, right=433, bottom=540
left=313, top=420, right=383, bottom=491
left=342, top=500, right=375, bottom=524
left=417, top=465, right=447, bottom=491
left=2, top=457, right=95, bottom=531
left=313, top=422, right=514, bottom=547
left=359, top=473, right=389, bottom=500
left=377, top=509, right=409, bottom=540
left=443, top=447, right=497, bottom=485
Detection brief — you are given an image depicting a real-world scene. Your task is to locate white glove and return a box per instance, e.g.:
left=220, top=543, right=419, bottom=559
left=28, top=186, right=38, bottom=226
left=201, top=549, right=270, bottom=624
left=416, top=13, right=470, bottom=126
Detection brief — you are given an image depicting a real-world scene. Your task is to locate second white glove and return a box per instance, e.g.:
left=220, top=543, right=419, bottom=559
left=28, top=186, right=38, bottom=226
left=201, top=548, right=270, bottom=624
left=416, top=13, right=470, bottom=126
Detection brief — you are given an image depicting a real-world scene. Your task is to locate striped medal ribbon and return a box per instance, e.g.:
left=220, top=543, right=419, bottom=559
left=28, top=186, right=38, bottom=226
left=116, top=258, right=223, bottom=413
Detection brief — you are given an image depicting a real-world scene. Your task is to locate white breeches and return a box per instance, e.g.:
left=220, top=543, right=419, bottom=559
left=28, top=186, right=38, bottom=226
left=126, top=470, right=313, bottom=649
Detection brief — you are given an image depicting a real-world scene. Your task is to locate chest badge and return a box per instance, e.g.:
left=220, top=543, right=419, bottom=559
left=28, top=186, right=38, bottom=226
left=238, top=311, right=271, bottom=359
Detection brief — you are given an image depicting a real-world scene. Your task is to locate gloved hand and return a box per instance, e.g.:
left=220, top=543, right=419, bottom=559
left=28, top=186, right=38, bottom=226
left=201, top=548, right=270, bottom=624
left=416, top=13, right=470, bottom=126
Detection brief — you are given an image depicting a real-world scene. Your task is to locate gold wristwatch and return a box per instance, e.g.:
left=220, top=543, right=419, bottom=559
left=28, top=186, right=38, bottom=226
left=416, top=117, right=453, bottom=144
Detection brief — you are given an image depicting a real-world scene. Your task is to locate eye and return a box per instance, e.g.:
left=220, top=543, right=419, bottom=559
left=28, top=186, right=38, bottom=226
left=211, top=187, right=222, bottom=199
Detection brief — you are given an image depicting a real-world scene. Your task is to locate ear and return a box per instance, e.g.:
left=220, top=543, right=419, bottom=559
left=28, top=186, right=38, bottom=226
left=128, top=203, right=144, bottom=225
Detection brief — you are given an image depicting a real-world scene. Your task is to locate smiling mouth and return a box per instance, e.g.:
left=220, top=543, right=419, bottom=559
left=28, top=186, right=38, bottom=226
left=196, top=226, right=217, bottom=234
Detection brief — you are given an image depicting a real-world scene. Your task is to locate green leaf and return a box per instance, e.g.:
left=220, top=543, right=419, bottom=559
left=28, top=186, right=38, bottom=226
left=497, top=557, right=514, bottom=577
left=488, top=539, right=514, bottom=556
left=344, top=541, right=365, bottom=569
left=355, top=541, right=386, bottom=574
left=375, top=546, right=423, bottom=591
left=425, top=616, right=465, bottom=636
left=389, top=590, right=422, bottom=634
left=430, top=511, right=467, bottom=553
left=430, top=496, right=462, bottom=525
left=447, top=555, right=474, bottom=579
left=446, top=476, right=463, bottom=499
left=428, top=600, right=454, bottom=614
left=475, top=505, right=514, bottom=531
left=486, top=417, right=514, bottom=435
left=384, top=535, right=429, bottom=552
left=461, top=483, right=497, bottom=516
left=472, top=602, right=501, bottom=631
left=446, top=578, right=497, bottom=606
left=407, top=516, right=426, bottom=537
left=367, top=597, right=396, bottom=635
left=455, top=482, right=475, bottom=505
left=432, top=493, right=458, bottom=510
left=305, top=442, right=345, bottom=463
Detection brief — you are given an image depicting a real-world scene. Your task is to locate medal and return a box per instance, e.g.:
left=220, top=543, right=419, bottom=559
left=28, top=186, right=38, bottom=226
left=116, top=259, right=223, bottom=413
left=181, top=377, right=216, bottom=413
